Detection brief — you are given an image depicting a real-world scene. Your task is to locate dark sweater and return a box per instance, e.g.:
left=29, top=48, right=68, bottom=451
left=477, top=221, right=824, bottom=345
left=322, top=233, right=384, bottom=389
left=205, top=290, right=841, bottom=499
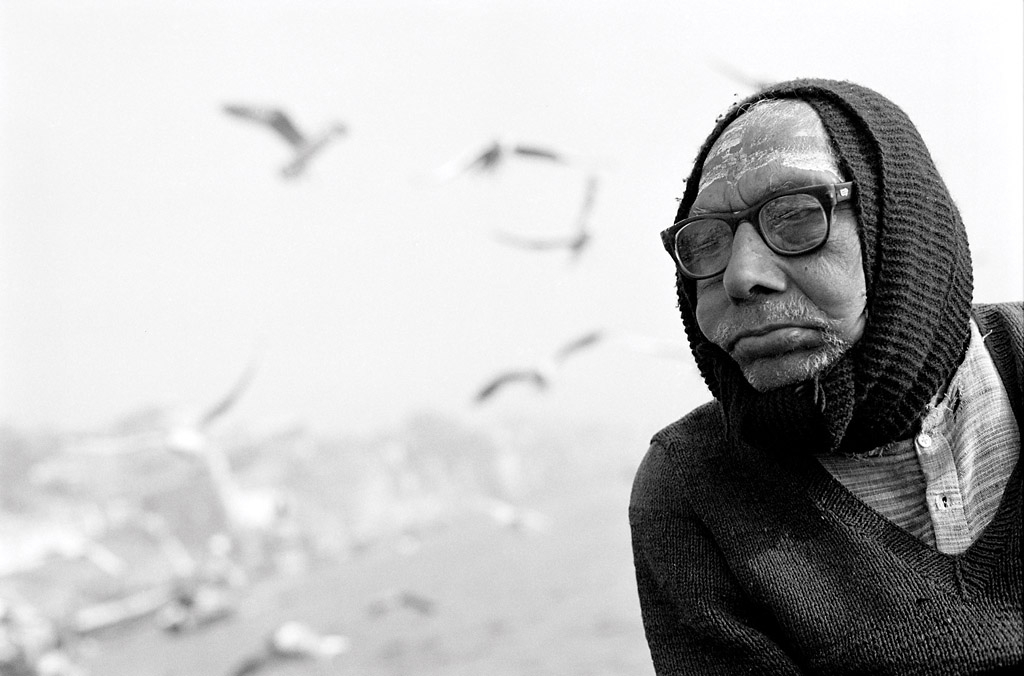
left=630, top=302, right=1023, bottom=675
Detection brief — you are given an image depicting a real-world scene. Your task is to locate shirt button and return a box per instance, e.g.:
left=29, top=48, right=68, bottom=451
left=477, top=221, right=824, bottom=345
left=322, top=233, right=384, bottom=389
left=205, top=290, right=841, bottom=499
left=917, top=432, right=933, bottom=449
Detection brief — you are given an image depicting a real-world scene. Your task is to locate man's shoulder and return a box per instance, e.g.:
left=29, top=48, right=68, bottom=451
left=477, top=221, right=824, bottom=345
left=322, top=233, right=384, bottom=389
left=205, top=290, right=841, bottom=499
left=973, top=301, right=1023, bottom=416
left=651, top=400, right=727, bottom=452
left=973, top=301, right=1023, bottom=338
left=630, top=401, right=727, bottom=511
left=972, top=301, right=1023, bottom=376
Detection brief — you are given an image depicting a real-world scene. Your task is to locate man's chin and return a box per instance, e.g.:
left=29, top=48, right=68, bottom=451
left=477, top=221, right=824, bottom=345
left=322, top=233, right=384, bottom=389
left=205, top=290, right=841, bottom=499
left=739, top=349, right=840, bottom=392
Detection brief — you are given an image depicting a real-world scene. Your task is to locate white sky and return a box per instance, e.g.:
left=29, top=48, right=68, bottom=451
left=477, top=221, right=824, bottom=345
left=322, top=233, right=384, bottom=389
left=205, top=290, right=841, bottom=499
left=1, top=0, right=1021, bottom=439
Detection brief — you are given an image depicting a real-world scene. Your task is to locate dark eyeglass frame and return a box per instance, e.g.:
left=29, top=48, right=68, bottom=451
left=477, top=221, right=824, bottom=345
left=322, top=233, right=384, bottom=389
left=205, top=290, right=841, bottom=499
left=661, top=181, right=855, bottom=280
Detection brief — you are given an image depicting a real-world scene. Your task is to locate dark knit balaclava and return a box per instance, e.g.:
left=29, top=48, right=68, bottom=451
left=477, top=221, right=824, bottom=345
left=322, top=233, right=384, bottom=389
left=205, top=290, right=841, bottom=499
left=672, top=79, right=973, bottom=456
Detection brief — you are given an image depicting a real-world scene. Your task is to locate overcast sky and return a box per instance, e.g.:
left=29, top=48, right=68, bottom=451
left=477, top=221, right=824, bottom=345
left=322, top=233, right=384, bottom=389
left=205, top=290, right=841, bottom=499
left=1, top=0, right=1021, bottom=440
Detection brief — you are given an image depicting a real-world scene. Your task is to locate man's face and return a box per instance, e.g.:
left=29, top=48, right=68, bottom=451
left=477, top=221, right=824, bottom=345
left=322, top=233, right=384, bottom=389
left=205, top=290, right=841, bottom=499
left=692, top=100, right=868, bottom=391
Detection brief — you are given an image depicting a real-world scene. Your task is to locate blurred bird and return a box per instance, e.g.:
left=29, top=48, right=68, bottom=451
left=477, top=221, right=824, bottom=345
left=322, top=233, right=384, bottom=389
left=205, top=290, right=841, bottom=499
left=475, top=496, right=551, bottom=534
left=474, top=370, right=549, bottom=403
left=473, top=329, right=605, bottom=404
left=157, top=583, right=235, bottom=634
left=161, top=360, right=290, bottom=543
left=494, top=174, right=600, bottom=261
left=366, top=588, right=437, bottom=618
left=34, top=533, right=127, bottom=580
left=165, top=358, right=258, bottom=455
left=473, top=329, right=697, bottom=404
left=227, top=621, right=349, bottom=676
left=425, top=138, right=569, bottom=183
left=223, top=104, right=348, bottom=179
left=708, top=59, right=774, bottom=91
left=553, top=328, right=605, bottom=361
left=196, top=359, right=259, bottom=430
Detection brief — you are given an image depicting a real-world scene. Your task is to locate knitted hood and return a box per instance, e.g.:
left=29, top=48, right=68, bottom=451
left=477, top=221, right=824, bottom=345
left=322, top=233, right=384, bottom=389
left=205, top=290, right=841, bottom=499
left=671, top=79, right=973, bottom=456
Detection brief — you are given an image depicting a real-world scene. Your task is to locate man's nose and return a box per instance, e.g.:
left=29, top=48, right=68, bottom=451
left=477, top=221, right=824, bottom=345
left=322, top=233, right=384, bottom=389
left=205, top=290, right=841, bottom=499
left=721, top=221, right=787, bottom=300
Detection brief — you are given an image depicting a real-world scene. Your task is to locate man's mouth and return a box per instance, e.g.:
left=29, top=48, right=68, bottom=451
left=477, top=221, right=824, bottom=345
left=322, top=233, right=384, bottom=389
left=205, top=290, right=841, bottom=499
left=727, top=325, right=825, bottom=362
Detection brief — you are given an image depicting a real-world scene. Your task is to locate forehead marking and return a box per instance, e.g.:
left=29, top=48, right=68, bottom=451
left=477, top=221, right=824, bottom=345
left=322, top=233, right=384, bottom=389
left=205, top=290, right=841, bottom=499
left=698, top=100, right=840, bottom=192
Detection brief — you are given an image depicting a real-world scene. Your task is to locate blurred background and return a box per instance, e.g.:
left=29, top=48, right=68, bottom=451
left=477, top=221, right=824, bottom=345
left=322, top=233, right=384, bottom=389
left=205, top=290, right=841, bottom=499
left=1, top=1, right=1021, bottom=674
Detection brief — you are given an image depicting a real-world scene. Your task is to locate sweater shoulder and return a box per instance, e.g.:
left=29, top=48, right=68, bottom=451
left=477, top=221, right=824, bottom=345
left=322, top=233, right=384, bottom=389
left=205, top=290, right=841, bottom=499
left=630, top=401, right=726, bottom=512
left=973, top=301, right=1024, bottom=421
left=973, top=301, right=1023, bottom=336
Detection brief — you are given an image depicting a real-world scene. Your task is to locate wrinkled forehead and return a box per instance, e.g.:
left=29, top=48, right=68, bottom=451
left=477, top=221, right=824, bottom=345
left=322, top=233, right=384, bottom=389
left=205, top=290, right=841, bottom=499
left=699, top=100, right=841, bottom=192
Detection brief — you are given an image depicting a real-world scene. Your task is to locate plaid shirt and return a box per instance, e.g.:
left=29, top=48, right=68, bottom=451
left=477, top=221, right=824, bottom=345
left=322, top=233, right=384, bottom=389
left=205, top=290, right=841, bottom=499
left=818, top=319, right=1021, bottom=554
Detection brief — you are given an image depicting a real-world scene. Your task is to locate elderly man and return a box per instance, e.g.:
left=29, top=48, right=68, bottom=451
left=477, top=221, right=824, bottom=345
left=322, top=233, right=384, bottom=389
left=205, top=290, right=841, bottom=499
left=630, top=79, right=1022, bottom=674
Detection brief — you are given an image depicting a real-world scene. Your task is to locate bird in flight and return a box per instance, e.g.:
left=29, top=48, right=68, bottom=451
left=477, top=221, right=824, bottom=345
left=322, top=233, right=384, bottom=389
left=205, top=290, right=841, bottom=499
left=473, top=496, right=551, bottom=534
left=195, top=358, right=259, bottom=430
left=473, top=329, right=606, bottom=404
left=473, top=369, right=550, bottom=404
left=494, top=173, right=600, bottom=261
left=223, top=104, right=348, bottom=179
left=163, top=358, right=259, bottom=455
left=366, top=588, right=438, bottom=618
left=552, top=328, right=604, bottom=361
left=473, top=328, right=697, bottom=404
left=708, top=59, right=775, bottom=92
left=227, top=621, right=349, bottom=676
left=425, top=138, right=569, bottom=183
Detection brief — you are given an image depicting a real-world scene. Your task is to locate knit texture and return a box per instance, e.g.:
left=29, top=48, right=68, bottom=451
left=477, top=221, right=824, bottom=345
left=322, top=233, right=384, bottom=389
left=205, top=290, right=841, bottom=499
left=670, top=79, right=974, bottom=455
left=630, top=302, right=1023, bottom=674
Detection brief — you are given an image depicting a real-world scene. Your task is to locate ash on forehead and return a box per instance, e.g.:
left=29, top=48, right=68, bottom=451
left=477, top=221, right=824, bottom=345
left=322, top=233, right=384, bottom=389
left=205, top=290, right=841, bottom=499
left=698, top=100, right=841, bottom=192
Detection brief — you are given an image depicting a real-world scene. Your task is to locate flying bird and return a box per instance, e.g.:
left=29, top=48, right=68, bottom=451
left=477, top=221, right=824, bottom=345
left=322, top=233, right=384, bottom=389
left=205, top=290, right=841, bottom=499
left=473, top=369, right=549, bottom=404
left=494, top=174, right=600, bottom=261
left=473, top=329, right=698, bottom=404
left=196, top=358, right=259, bottom=430
left=474, top=496, right=551, bottom=534
left=553, top=328, right=605, bottom=361
left=223, top=104, right=348, bottom=179
left=165, top=358, right=259, bottom=455
left=366, top=588, right=438, bottom=618
left=473, top=329, right=606, bottom=404
left=227, top=621, right=349, bottom=676
left=425, top=139, right=569, bottom=183
left=708, top=60, right=775, bottom=92
left=157, top=583, right=235, bottom=634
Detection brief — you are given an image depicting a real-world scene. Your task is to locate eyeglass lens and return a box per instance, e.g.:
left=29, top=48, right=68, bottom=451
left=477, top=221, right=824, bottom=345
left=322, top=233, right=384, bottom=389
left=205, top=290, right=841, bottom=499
left=675, top=193, right=829, bottom=278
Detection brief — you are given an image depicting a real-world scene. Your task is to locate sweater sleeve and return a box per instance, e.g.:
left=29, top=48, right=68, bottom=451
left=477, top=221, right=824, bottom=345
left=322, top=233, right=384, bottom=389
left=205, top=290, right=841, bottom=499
left=630, top=442, right=804, bottom=675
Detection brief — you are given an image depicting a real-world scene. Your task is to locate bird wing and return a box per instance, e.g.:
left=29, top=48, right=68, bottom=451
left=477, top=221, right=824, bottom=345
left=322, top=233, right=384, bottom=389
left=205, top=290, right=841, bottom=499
left=473, top=369, right=546, bottom=403
left=197, top=360, right=258, bottom=430
left=492, top=230, right=582, bottom=250
left=227, top=653, right=273, bottom=676
left=553, top=329, right=605, bottom=363
left=264, top=111, right=308, bottom=147
left=466, top=141, right=504, bottom=171
left=708, top=60, right=773, bottom=91
left=399, top=591, right=436, bottom=615
left=511, top=144, right=566, bottom=163
left=223, top=103, right=274, bottom=122
left=492, top=175, right=597, bottom=256
left=426, top=141, right=503, bottom=183
left=223, top=105, right=307, bottom=147
left=279, top=127, right=348, bottom=178
left=573, top=174, right=600, bottom=233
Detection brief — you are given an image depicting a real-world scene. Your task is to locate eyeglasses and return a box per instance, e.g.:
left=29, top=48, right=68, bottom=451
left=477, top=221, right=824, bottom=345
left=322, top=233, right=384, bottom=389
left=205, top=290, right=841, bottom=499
left=662, top=182, right=855, bottom=280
